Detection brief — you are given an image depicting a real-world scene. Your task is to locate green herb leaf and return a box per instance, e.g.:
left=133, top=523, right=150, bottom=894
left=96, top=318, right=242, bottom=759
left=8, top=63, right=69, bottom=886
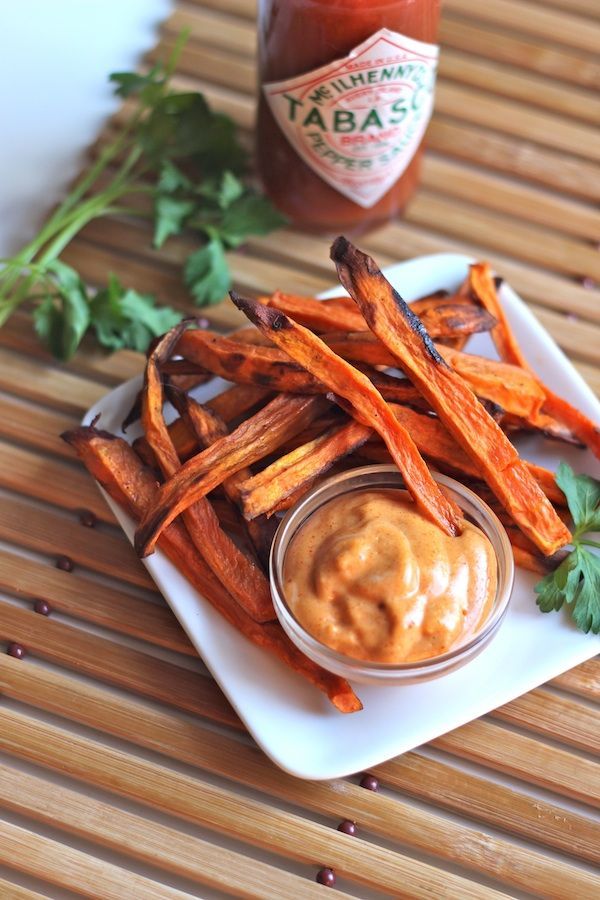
left=89, top=275, right=181, bottom=352
left=556, top=462, right=600, bottom=534
left=109, top=66, right=165, bottom=105
left=153, top=195, right=196, bottom=248
left=572, top=547, right=600, bottom=633
left=157, top=160, right=193, bottom=194
left=33, top=261, right=91, bottom=360
left=535, top=465, right=600, bottom=634
left=219, top=192, right=287, bottom=247
left=184, top=238, right=230, bottom=305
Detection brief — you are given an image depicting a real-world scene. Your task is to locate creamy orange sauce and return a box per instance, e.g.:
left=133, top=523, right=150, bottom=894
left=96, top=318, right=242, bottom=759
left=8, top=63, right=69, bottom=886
left=283, top=490, right=497, bottom=663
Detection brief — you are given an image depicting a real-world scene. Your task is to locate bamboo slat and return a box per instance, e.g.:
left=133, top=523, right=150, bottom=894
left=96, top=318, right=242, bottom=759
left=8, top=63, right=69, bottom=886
left=0, top=438, right=117, bottom=524
left=0, top=546, right=194, bottom=656
left=0, top=878, right=49, bottom=900
left=433, top=720, right=600, bottom=807
left=2, top=654, right=598, bottom=884
left=439, top=17, right=600, bottom=89
left=551, top=659, right=600, bottom=702
left=0, top=768, right=346, bottom=900
left=421, top=155, right=600, bottom=242
left=489, top=687, right=600, bottom=755
left=167, top=6, right=255, bottom=56
left=444, top=0, right=600, bottom=55
left=435, top=81, right=600, bottom=161
left=0, top=708, right=518, bottom=900
left=407, top=190, right=600, bottom=280
left=426, top=118, right=600, bottom=200
left=0, top=393, right=79, bottom=460
left=0, top=821, right=198, bottom=900
left=0, top=602, right=237, bottom=727
left=374, top=750, right=600, bottom=867
left=0, top=347, right=106, bottom=415
left=0, top=494, right=153, bottom=589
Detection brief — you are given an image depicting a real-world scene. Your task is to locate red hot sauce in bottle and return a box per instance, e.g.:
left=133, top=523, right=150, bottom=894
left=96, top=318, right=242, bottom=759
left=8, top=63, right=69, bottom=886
left=257, top=0, right=440, bottom=233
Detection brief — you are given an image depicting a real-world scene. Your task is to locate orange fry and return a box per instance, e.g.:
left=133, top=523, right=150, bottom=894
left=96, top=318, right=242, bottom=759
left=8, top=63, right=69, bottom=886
left=266, top=290, right=495, bottom=339
left=240, top=419, right=372, bottom=520
left=469, top=263, right=600, bottom=458
left=331, top=237, right=571, bottom=557
left=167, top=388, right=277, bottom=566
left=230, top=293, right=463, bottom=537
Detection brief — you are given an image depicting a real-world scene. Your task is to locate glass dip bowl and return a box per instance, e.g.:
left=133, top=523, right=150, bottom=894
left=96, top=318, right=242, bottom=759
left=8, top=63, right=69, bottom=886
left=270, top=465, right=515, bottom=685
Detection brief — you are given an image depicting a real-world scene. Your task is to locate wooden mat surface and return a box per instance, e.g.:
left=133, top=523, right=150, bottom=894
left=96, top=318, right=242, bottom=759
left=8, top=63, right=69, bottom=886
left=0, top=1, right=599, bottom=897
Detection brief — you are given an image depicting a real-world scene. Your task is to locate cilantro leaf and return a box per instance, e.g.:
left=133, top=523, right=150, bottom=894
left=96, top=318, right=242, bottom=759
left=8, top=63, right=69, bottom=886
left=33, top=261, right=91, bottom=360
left=195, top=171, right=246, bottom=210
left=184, top=238, right=230, bottom=305
left=89, top=275, right=181, bottom=352
left=535, top=465, right=600, bottom=635
left=109, top=66, right=165, bottom=105
left=535, top=552, right=578, bottom=613
left=153, top=195, right=196, bottom=248
left=556, top=462, right=600, bottom=534
left=157, top=160, right=193, bottom=194
left=219, top=192, right=287, bottom=247
left=572, top=548, right=600, bottom=633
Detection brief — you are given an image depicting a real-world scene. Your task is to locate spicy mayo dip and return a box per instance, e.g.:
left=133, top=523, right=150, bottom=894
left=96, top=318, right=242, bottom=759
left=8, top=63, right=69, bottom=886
left=282, top=489, right=497, bottom=663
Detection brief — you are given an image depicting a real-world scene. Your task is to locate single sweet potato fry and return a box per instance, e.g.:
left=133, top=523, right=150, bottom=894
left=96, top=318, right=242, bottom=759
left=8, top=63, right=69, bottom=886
left=168, top=388, right=276, bottom=566
left=469, top=263, right=600, bottom=458
left=331, top=237, right=571, bottom=556
left=62, top=426, right=361, bottom=713
left=177, top=330, right=323, bottom=393
left=142, top=324, right=275, bottom=623
left=266, top=290, right=367, bottom=333
left=230, top=293, right=463, bottom=537
left=266, top=291, right=494, bottom=340
left=240, top=419, right=372, bottom=520
left=135, top=393, right=329, bottom=556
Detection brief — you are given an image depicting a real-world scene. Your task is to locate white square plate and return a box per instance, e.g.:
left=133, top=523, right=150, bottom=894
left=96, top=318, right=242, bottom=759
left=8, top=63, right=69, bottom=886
left=83, top=253, right=600, bottom=780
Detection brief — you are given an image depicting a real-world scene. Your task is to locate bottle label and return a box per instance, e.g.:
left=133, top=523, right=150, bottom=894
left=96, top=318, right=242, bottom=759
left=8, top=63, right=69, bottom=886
left=263, top=28, right=438, bottom=208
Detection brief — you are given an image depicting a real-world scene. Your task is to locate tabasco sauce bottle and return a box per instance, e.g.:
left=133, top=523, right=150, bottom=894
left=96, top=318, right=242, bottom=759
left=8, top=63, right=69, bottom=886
left=257, top=0, right=440, bottom=233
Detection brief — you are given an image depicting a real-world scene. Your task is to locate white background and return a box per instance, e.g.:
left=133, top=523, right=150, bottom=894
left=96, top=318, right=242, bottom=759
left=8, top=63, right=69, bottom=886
left=0, top=0, right=171, bottom=255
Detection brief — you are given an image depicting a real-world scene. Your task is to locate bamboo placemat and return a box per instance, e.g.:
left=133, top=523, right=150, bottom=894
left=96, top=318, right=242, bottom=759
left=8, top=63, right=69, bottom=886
left=1, top=1, right=599, bottom=897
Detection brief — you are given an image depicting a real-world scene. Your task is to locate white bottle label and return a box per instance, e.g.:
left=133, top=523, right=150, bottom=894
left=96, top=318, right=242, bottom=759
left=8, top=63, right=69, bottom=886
left=263, top=28, right=438, bottom=209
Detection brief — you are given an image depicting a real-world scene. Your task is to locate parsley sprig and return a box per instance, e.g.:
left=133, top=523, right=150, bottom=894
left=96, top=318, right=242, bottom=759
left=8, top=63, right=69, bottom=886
left=0, top=34, right=284, bottom=360
left=535, top=462, right=600, bottom=634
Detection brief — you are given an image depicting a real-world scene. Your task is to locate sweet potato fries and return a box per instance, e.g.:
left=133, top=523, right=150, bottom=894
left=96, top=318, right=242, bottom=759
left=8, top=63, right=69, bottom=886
left=63, top=236, right=600, bottom=711
left=62, top=426, right=360, bottom=713
left=330, top=237, right=571, bottom=557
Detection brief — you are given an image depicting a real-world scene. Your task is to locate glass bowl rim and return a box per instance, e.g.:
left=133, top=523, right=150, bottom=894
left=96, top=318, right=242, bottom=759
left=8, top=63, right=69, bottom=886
left=269, top=464, right=515, bottom=676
